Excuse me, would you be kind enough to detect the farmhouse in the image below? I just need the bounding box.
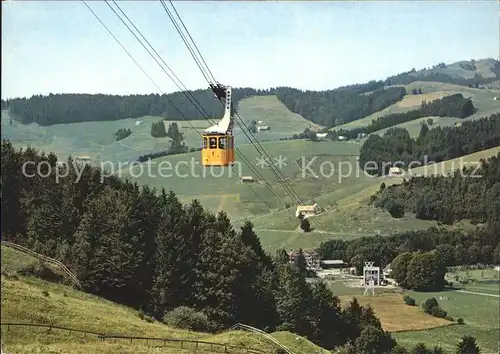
[75,155,91,162]
[316,133,328,140]
[388,167,403,176]
[240,176,255,183]
[295,203,321,218]
[256,125,270,132]
[338,135,348,141]
[288,249,320,269]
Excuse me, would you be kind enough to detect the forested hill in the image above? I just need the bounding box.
[1,139,402,352]
[273,86,406,128]
[340,93,475,139]
[2,58,498,126]
[374,152,500,225]
[2,88,270,126]
[359,112,500,176]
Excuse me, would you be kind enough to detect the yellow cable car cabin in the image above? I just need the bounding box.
[201,84,235,167]
[202,134,234,167]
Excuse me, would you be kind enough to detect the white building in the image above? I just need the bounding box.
[295,204,321,218]
[388,167,403,176]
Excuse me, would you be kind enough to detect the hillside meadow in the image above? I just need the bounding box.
[1,246,329,354]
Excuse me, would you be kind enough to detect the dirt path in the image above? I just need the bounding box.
[254,228,374,237]
[455,290,499,298]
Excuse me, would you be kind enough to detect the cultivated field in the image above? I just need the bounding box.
[333,82,498,132]
[1,245,329,354]
[339,293,451,332]
[372,116,462,138]
[325,269,499,353]
[394,288,500,353]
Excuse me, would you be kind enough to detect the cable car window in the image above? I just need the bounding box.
[209,137,217,149]
[218,137,226,149]
[203,137,208,149]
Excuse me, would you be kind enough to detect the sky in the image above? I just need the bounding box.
[1,0,499,99]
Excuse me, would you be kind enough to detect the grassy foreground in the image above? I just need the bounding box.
[1,245,329,354]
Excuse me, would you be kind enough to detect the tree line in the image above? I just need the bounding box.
[2,88,270,125]
[319,154,500,291]
[273,86,407,128]
[340,93,475,140]
[140,121,188,162]
[1,139,402,351]
[319,222,499,290]
[372,153,500,225]
[359,112,500,176]
[1,139,492,352]
[384,61,500,87]
[3,59,499,128]
[114,128,131,141]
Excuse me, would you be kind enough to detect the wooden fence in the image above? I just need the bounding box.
[1,323,266,353]
[1,240,82,289]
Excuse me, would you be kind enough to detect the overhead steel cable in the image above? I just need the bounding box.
[105,0,285,207]
[165,0,218,84]
[162,0,326,232]
[160,1,301,205]
[83,0,284,208]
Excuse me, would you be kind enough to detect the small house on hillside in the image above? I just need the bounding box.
[257,125,270,132]
[295,203,321,218]
[338,135,348,141]
[316,133,328,140]
[388,167,403,176]
[240,176,255,183]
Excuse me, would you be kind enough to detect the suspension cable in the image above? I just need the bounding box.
[84,0,284,208]
[162,0,325,231]
[106,0,285,206]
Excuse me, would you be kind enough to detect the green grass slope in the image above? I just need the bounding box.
[250,146,500,251]
[237,95,324,136]
[333,81,498,132]
[0,94,321,168]
[119,139,362,222]
[394,287,500,353]
[408,58,498,80]
[1,245,328,354]
[371,116,462,138]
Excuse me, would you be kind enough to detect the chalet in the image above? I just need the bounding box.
[75,155,91,162]
[320,259,348,269]
[240,176,255,183]
[316,133,328,140]
[256,125,270,132]
[388,167,403,176]
[295,203,321,218]
[288,249,320,269]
